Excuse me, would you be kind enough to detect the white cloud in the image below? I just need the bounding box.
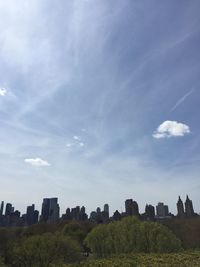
[73,135,81,141]
[66,143,73,148]
[79,142,84,147]
[153,120,190,139]
[0,88,7,96]
[24,158,50,166]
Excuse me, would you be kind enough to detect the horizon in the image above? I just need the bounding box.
[0,1,200,215]
[0,194,197,217]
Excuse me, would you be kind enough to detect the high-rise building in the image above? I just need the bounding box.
[34,210,39,224]
[41,198,60,223]
[0,201,4,216]
[102,204,109,221]
[125,199,133,216]
[112,210,121,221]
[104,204,109,215]
[177,196,185,218]
[145,204,155,220]
[185,195,194,217]
[132,201,139,216]
[96,207,101,214]
[125,199,139,216]
[80,206,88,221]
[26,204,36,225]
[156,202,169,217]
[5,203,13,216]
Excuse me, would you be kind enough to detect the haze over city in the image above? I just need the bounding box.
[0,1,200,215]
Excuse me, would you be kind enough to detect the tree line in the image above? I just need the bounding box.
[0,217,199,266]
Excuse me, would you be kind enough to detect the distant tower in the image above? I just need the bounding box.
[145,204,155,220]
[96,207,101,214]
[125,199,133,216]
[177,196,185,218]
[104,204,109,218]
[0,201,4,216]
[41,198,60,222]
[5,203,13,216]
[26,204,35,225]
[156,202,169,217]
[132,201,139,216]
[185,195,194,217]
[125,199,139,216]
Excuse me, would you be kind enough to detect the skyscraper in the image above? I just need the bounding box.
[5,203,13,216]
[26,204,35,225]
[156,202,169,217]
[185,195,194,217]
[0,201,4,216]
[145,204,155,220]
[125,199,139,216]
[41,198,60,223]
[177,196,185,218]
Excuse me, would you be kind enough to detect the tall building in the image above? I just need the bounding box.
[104,204,109,216]
[103,204,109,220]
[132,201,139,216]
[112,210,121,221]
[125,199,133,216]
[5,203,13,216]
[0,201,4,216]
[26,204,35,225]
[41,198,60,223]
[34,210,39,224]
[185,195,194,217]
[26,204,39,225]
[125,199,139,216]
[145,204,155,220]
[156,202,169,217]
[177,196,185,218]
[80,206,88,221]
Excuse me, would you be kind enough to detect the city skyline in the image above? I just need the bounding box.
[0,194,198,220]
[0,1,200,214]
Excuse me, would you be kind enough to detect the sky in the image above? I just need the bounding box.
[0,0,200,216]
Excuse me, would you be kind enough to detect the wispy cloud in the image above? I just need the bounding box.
[0,87,7,96]
[66,143,73,148]
[79,142,84,147]
[73,135,81,141]
[153,120,190,139]
[24,158,50,166]
[170,89,194,112]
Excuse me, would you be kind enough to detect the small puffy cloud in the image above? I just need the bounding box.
[79,142,84,147]
[66,143,73,148]
[24,158,50,166]
[73,135,81,141]
[153,120,190,139]
[0,87,7,96]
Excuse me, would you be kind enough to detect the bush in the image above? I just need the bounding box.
[84,217,182,257]
[11,232,81,267]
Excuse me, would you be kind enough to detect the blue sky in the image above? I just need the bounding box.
[0,0,200,215]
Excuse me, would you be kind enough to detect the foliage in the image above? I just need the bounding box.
[64,251,200,267]
[163,217,200,249]
[84,217,182,257]
[0,257,6,267]
[62,221,94,245]
[11,232,81,267]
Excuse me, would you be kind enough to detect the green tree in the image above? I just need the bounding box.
[11,232,81,267]
[84,217,182,257]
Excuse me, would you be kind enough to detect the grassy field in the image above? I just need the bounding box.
[65,251,200,267]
